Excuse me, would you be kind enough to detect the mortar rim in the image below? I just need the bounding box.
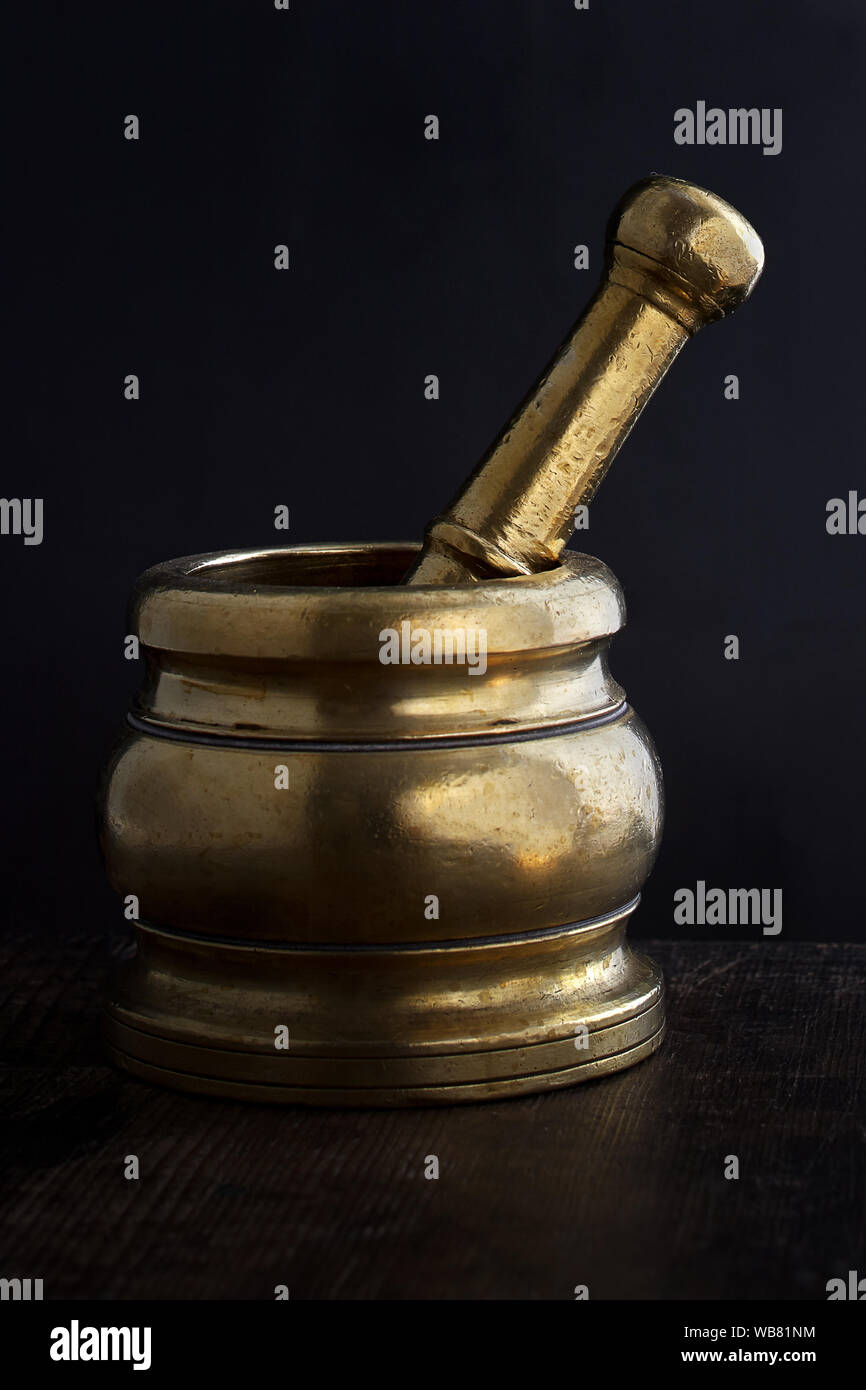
[129,540,626,659]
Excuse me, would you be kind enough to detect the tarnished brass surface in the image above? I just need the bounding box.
[405,175,764,584]
[100,543,664,1104]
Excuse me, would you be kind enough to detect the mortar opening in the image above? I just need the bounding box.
[188,545,563,589]
[191,546,419,588]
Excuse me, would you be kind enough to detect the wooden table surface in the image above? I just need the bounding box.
[1,931,862,1300]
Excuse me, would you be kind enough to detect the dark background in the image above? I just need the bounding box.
[5,0,864,942]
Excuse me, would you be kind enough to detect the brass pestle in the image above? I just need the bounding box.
[404,175,764,586]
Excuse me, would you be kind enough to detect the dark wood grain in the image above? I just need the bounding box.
[1,926,863,1300]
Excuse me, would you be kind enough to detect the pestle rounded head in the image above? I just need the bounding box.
[609,175,765,323]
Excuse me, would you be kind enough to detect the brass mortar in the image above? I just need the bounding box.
[100,541,664,1104]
